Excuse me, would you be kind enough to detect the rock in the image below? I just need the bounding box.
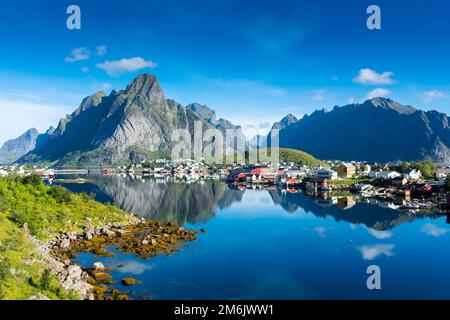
[116,229,128,237]
[93,272,112,282]
[121,278,141,286]
[101,227,115,237]
[23,258,35,266]
[27,294,50,300]
[68,233,78,241]
[151,239,157,246]
[60,238,71,249]
[67,265,83,279]
[93,261,105,271]
[84,232,93,240]
[141,239,149,245]
[200,228,207,233]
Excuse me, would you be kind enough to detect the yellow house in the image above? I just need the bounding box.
[338,163,356,178]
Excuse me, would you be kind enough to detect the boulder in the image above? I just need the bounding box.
[27,294,50,300]
[93,261,105,271]
[93,272,112,282]
[67,265,83,278]
[121,278,141,286]
[101,227,115,237]
[116,229,128,237]
[60,238,71,249]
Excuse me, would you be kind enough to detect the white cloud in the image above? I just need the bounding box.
[65,47,91,63]
[81,66,89,73]
[421,223,450,237]
[366,228,393,239]
[353,68,395,85]
[96,57,157,76]
[313,226,334,237]
[96,45,107,56]
[357,244,395,260]
[312,89,325,101]
[422,90,447,102]
[366,88,391,100]
[117,261,155,275]
[0,95,72,146]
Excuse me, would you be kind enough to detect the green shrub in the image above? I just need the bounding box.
[445,177,450,191]
[48,186,72,204]
[0,258,11,281]
[80,192,95,201]
[40,269,52,291]
[21,174,42,187]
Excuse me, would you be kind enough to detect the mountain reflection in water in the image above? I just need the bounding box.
[57,174,439,231]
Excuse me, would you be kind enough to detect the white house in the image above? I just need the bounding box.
[0,169,8,176]
[368,170,382,178]
[361,164,371,174]
[403,169,422,180]
[287,169,308,179]
[314,168,337,181]
[436,167,450,179]
[379,171,402,180]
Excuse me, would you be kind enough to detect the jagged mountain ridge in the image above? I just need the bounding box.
[273,98,450,163]
[19,74,245,166]
[0,128,46,164]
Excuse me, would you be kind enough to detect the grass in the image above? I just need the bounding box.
[249,148,327,167]
[0,175,134,241]
[328,177,375,186]
[0,175,136,300]
[0,215,79,300]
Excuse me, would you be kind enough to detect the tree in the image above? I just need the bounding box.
[48,186,72,204]
[21,174,42,187]
[445,177,450,192]
[412,161,436,179]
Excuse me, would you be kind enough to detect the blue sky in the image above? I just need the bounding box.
[0,0,449,143]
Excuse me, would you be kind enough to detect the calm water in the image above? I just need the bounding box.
[57,174,450,299]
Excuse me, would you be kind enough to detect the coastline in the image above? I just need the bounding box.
[49,219,199,300]
[0,175,198,300]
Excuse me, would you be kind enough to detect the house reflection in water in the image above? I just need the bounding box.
[315,194,338,207]
[337,196,356,210]
[313,194,356,210]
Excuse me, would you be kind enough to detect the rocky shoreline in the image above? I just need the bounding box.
[39,217,199,300]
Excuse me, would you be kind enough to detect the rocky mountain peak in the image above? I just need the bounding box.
[186,103,217,124]
[364,97,417,115]
[273,113,298,130]
[0,128,41,163]
[125,73,165,101]
[71,91,106,119]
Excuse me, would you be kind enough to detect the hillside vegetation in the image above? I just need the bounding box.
[250,148,326,167]
[0,175,135,299]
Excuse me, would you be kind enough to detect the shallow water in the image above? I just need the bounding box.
[57,174,450,299]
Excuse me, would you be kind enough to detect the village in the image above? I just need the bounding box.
[1,158,450,213]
